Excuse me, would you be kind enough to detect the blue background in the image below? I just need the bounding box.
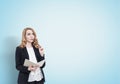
[0,0,120,84]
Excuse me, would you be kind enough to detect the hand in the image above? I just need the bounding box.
[39,47,44,57]
[28,65,38,71]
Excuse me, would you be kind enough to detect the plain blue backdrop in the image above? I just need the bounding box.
[0,0,120,84]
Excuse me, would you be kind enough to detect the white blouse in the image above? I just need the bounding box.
[26,47,43,82]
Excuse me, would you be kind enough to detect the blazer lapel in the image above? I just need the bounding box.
[33,46,40,62]
[23,47,29,59]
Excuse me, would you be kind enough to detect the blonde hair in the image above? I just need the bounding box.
[19,27,40,48]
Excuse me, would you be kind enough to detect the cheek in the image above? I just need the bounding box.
[26,35,30,40]
[33,35,35,38]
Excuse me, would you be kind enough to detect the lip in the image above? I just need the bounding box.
[30,39,34,40]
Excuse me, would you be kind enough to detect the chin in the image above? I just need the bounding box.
[28,40,34,43]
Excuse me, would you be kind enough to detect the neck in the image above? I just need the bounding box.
[26,42,32,48]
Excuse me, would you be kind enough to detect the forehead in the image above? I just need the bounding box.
[26,29,33,33]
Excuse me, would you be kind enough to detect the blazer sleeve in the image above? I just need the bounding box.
[40,54,46,68]
[15,47,30,74]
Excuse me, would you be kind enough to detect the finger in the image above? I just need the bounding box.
[39,47,43,51]
[41,48,43,51]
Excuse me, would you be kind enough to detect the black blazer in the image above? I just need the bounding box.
[15,45,45,84]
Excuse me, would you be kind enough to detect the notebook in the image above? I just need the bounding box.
[24,59,45,67]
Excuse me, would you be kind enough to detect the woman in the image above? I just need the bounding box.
[15,27,45,84]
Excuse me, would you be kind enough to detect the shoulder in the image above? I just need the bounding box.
[16,46,22,49]
[16,46,25,51]
[33,45,39,50]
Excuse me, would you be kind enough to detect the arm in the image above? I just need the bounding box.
[39,47,46,68]
[15,47,30,74]
[40,54,46,68]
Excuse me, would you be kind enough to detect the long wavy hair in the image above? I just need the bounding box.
[19,27,41,48]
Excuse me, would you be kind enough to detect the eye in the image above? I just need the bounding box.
[27,33,31,35]
[32,33,34,35]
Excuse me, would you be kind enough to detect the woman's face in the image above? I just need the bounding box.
[25,29,35,43]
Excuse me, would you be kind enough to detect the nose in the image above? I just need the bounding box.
[30,35,34,38]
